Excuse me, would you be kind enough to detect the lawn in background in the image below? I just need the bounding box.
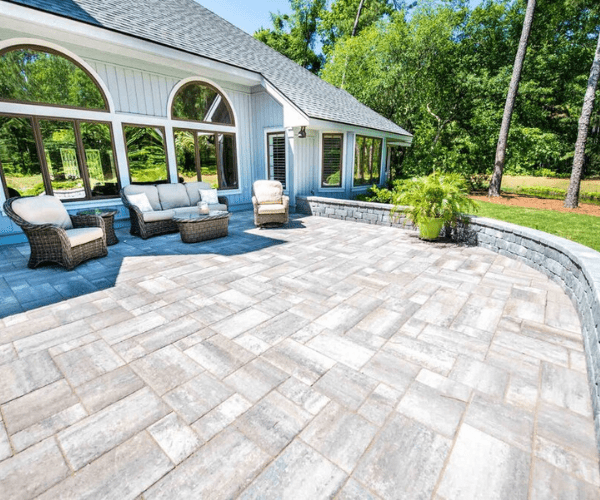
[471,201,600,252]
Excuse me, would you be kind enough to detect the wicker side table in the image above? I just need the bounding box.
[77,210,119,245]
[173,211,230,243]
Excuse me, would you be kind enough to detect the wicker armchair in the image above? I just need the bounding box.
[3,196,107,270]
[252,180,289,227]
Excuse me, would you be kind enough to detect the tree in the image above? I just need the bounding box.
[565,31,600,208]
[488,0,536,196]
[254,0,325,73]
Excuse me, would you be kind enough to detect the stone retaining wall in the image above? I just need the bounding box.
[297,196,600,446]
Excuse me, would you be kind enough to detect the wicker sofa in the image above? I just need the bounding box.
[252,180,289,227]
[121,182,228,239]
[3,195,108,270]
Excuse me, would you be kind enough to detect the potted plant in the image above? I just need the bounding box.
[392,172,478,240]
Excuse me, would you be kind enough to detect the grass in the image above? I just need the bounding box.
[501,175,600,193]
[470,201,600,252]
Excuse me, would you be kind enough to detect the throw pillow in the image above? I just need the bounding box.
[128,192,154,212]
[199,188,219,205]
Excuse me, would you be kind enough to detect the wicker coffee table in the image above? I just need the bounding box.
[173,211,230,243]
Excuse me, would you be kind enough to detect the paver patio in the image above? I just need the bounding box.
[0,211,598,499]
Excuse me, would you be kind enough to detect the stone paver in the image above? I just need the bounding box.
[0,211,598,499]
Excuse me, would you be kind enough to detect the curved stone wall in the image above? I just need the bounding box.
[296,195,600,446]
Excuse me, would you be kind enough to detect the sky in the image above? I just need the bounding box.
[196,0,484,36]
[196,0,292,35]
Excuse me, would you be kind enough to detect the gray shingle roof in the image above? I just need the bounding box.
[6,0,411,137]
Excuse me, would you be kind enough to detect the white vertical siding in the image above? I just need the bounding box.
[87,60,178,117]
[250,91,284,182]
[293,133,318,196]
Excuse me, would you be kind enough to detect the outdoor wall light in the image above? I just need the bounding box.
[298,126,306,138]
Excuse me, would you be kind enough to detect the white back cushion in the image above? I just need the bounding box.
[123,185,161,211]
[12,195,73,229]
[253,180,283,204]
[157,183,190,209]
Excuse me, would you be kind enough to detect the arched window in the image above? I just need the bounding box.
[0,44,119,200]
[0,45,108,110]
[171,81,234,125]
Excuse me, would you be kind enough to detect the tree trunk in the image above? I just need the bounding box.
[488,0,536,197]
[564,32,600,208]
[351,0,366,37]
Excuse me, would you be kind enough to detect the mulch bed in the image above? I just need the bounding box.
[469,193,600,217]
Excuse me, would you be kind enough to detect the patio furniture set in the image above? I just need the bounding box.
[2,180,288,270]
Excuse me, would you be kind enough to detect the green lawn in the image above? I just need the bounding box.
[470,201,600,252]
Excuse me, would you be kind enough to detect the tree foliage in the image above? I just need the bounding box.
[259,0,600,181]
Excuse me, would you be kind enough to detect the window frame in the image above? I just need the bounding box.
[266,131,287,189]
[352,134,384,188]
[170,81,236,126]
[122,123,172,185]
[172,127,240,190]
[321,132,344,189]
[0,44,110,112]
[0,111,121,200]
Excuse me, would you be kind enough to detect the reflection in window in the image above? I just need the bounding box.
[322,133,343,187]
[267,133,286,188]
[124,125,169,183]
[174,128,238,190]
[174,130,198,183]
[80,122,118,196]
[39,120,85,200]
[354,135,382,186]
[172,82,233,124]
[0,47,107,110]
[0,115,45,197]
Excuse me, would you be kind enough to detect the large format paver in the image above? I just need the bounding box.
[0,211,598,499]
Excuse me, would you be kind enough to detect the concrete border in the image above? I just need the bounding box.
[296,195,600,450]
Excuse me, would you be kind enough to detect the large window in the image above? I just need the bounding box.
[123,125,170,184]
[321,133,343,188]
[0,46,108,110]
[0,45,119,200]
[354,135,383,187]
[0,114,119,199]
[174,128,238,189]
[172,82,234,125]
[267,132,286,188]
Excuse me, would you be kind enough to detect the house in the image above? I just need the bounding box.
[0,0,413,245]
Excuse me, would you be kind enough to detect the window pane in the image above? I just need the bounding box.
[80,122,119,197]
[0,48,106,109]
[124,126,169,183]
[354,136,382,186]
[268,133,286,188]
[218,134,238,189]
[322,133,343,187]
[39,119,85,200]
[172,83,232,124]
[174,129,198,182]
[197,132,218,188]
[0,115,45,197]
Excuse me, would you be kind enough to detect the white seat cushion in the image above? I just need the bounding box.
[254,180,283,205]
[173,207,201,217]
[157,183,190,210]
[185,181,213,205]
[123,185,162,211]
[208,203,228,212]
[11,195,73,229]
[257,203,286,215]
[65,227,103,247]
[143,210,175,222]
